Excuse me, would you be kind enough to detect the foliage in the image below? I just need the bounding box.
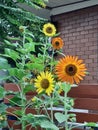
[0,0,47,41]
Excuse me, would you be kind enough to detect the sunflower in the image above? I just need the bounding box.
[34,71,54,95]
[55,56,87,84]
[43,23,56,37]
[52,37,64,50]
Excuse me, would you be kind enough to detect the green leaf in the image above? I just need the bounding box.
[0,70,10,81]
[13,110,23,116]
[86,122,97,127]
[0,57,11,69]
[23,113,35,123]
[0,87,6,98]
[40,120,59,130]
[25,62,44,71]
[4,40,19,47]
[68,113,76,118]
[55,112,67,123]
[24,42,35,52]
[0,120,8,128]
[9,68,25,79]
[0,103,8,113]
[23,85,34,93]
[25,36,34,43]
[4,48,20,60]
[62,83,71,93]
[10,95,26,106]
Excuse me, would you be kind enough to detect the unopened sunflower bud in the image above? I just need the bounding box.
[31,96,37,102]
[19,26,25,33]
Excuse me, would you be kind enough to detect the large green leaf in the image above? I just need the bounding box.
[0,119,8,128]
[0,103,8,113]
[40,120,59,130]
[28,114,59,130]
[0,87,6,98]
[10,95,26,106]
[4,48,20,60]
[86,122,97,127]
[0,57,11,69]
[25,62,44,71]
[24,42,35,52]
[55,112,67,124]
[13,110,23,116]
[62,83,71,93]
[4,39,19,47]
[23,85,34,93]
[23,113,35,123]
[9,68,25,79]
[0,70,10,81]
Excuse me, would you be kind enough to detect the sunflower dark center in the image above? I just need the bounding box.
[46,27,52,33]
[65,64,77,76]
[41,79,49,89]
[55,41,59,46]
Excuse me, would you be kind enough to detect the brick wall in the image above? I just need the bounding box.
[52,6,98,85]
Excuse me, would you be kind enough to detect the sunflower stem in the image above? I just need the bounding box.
[50,48,55,72]
[43,104,51,120]
[64,90,69,130]
[43,37,48,65]
[21,31,27,130]
[50,100,53,123]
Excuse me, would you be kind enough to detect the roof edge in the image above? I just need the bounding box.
[50,0,98,16]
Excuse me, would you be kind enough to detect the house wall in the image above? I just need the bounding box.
[51,5,98,85]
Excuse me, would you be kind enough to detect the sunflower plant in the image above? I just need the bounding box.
[0,22,87,130]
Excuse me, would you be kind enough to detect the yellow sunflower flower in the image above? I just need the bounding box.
[34,71,54,95]
[43,23,56,37]
[55,56,87,84]
[52,37,64,50]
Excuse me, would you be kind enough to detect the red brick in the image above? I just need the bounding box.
[89,55,97,59]
[89,12,98,17]
[81,38,88,43]
[80,47,89,51]
[85,16,94,22]
[86,76,93,80]
[65,33,73,37]
[94,59,98,63]
[85,59,93,63]
[89,29,97,33]
[69,28,76,33]
[85,33,94,38]
[76,27,84,31]
[80,22,88,26]
[88,63,98,68]
[89,46,97,50]
[69,36,76,40]
[73,32,80,36]
[76,34,85,39]
[89,20,98,25]
[81,30,88,35]
[84,25,93,30]
[77,51,85,56]
[69,44,76,48]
